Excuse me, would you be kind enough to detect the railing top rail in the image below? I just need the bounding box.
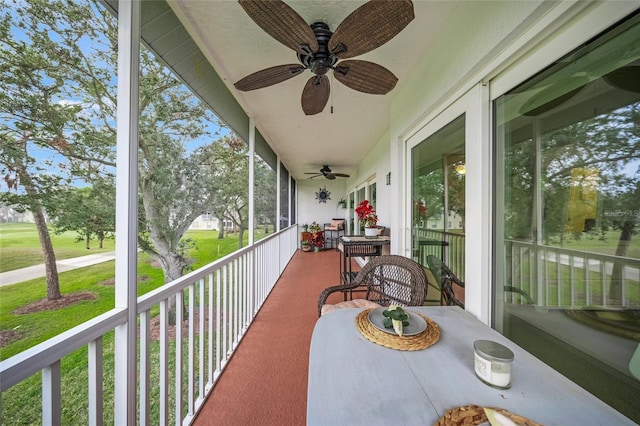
[137,226,294,312]
[507,240,640,266]
[0,308,128,392]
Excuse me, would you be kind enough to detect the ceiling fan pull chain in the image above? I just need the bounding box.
[330,73,334,114]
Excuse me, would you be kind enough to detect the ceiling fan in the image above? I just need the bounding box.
[234,0,414,115]
[305,165,350,180]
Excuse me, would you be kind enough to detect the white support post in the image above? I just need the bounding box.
[248,120,256,316]
[276,156,281,232]
[114,1,140,424]
[288,173,292,228]
[248,119,255,246]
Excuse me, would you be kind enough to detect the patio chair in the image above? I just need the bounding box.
[426,255,465,308]
[317,255,428,316]
[427,256,535,309]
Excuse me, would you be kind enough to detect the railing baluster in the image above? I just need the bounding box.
[88,336,104,426]
[188,284,196,417]
[199,277,205,398]
[175,290,184,426]
[42,361,61,426]
[139,310,150,426]
[159,299,169,425]
[207,272,215,386]
[215,268,221,376]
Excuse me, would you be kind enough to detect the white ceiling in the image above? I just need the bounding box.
[170,1,458,180]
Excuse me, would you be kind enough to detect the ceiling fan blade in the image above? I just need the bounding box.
[301,75,330,115]
[333,173,350,178]
[234,64,305,91]
[238,0,318,55]
[328,0,414,59]
[306,174,322,179]
[333,60,398,95]
[325,173,336,180]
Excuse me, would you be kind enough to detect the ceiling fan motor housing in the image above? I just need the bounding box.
[298,22,337,76]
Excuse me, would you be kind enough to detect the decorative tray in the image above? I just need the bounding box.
[367,307,427,336]
[434,404,542,426]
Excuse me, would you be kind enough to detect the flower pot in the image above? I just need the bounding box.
[364,227,378,237]
[314,246,320,252]
[302,245,311,252]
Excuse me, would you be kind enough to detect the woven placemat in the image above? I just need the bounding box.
[355,308,440,351]
[434,404,542,426]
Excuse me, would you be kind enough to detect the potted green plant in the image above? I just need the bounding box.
[301,240,311,252]
[337,198,347,209]
[301,223,309,232]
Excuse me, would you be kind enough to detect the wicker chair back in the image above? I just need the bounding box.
[317,255,427,316]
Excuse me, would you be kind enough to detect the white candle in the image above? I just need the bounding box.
[474,340,514,389]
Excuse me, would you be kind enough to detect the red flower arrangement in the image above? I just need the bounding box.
[414,200,427,224]
[355,199,378,228]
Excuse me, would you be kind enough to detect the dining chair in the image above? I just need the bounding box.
[426,255,465,308]
[317,255,428,316]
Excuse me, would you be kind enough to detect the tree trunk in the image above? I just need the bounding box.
[218,216,225,239]
[610,181,640,305]
[33,207,61,300]
[609,220,634,304]
[156,251,188,325]
[238,228,245,249]
[85,232,90,249]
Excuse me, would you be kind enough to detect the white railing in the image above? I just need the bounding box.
[507,240,640,308]
[413,229,466,281]
[0,225,299,425]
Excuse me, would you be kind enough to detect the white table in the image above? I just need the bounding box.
[307,307,634,425]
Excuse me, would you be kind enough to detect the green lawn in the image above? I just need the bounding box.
[0,223,115,273]
[546,230,640,259]
[0,224,268,358]
[0,223,270,423]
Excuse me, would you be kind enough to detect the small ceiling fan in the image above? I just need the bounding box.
[305,165,350,180]
[234,0,414,115]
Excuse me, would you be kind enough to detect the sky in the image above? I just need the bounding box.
[1,0,230,191]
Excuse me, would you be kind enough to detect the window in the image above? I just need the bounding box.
[494,12,640,422]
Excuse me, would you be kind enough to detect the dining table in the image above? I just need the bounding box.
[307,306,634,425]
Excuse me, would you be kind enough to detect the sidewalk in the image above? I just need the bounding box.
[0,252,116,287]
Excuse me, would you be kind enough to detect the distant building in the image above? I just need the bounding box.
[189,212,238,232]
[0,204,35,223]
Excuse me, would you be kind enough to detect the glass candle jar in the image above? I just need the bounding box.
[473,340,514,389]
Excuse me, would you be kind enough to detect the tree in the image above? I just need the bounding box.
[503,100,640,304]
[48,180,116,249]
[206,135,249,249]
[0,0,101,300]
[1,0,237,314]
[254,158,277,234]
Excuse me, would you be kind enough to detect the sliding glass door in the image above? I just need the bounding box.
[410,115,466,279]
[494,12,640,422]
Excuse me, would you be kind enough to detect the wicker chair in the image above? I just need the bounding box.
[317,255,427,317]
[426,255,465,308]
